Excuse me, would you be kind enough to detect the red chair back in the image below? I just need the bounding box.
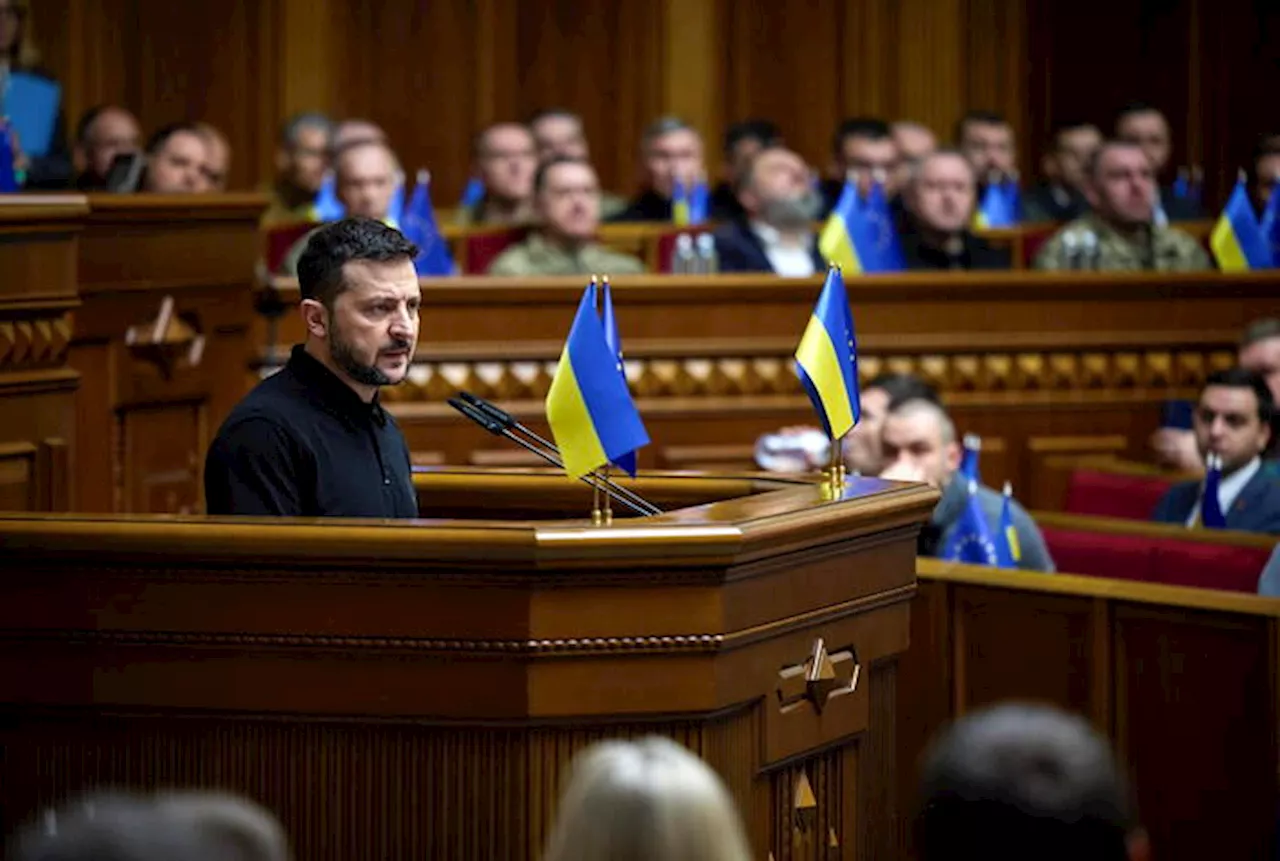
[655,227,712,273]
[1063,468,1177,520]
[1020,223,1059,268]
[464,227,529,274]
[264,222,317,273]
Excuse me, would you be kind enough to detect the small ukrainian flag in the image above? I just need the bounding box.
[1211,175,1272,271]
[794,266,860,439]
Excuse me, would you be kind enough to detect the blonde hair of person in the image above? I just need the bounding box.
[543,736,753,861]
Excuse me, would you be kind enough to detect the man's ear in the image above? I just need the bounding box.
[944,440,963,475]
[300,299,329,340]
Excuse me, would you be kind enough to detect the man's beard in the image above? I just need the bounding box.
[761,189,822,229]
[330,325,413,388]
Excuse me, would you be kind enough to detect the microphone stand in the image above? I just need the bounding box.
[447,398,662,517]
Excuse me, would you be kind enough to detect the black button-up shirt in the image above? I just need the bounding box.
[204,345,418,518]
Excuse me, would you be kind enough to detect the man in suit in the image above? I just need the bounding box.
[612,116,706,222]
[880,398,1055,572]
[1115,102,1202,221]
[1152,368,1280,534]
[711,146,824,276]
[900,150,1011,270]
[819,117,901,217]
[1024,120,1102,223]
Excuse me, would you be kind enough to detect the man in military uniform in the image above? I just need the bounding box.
[1034,140,1211,272]
[488,157,645,276]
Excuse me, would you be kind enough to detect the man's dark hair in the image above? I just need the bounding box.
[1204,367,1275,426]
[533,155,593,195]
[144,122,202,156]
[1114,101,1166,130]
[279,111,333,149]
[724,119,781,157]
[296,218,419,309]
[916,703,1134,861]
[954,110,1010,144]
[832,117,891,157]
[867,371,942,409]
[1241,318,1280,349]
[1050,119,1100,151]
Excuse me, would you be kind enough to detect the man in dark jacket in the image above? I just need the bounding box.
[900,150,1011,271]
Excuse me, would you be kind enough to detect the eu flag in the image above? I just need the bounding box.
[600,278,638,476]
[400,170,455,276]
[689,178,710,224]
[794,267,860,439]
[1259,182,1280,267]
[0,123,19,192]
[941,480,1000,566]
[861,179,904,272]
[546,284,650,479]
[459,176,486,209]
[1211,176,1272,271]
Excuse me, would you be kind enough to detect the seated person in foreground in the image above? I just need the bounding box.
[279,139,401,275]
[880,398,1055,571]
[916,702,1149,861]
[542,737,752,861]
[711,146,824,276]
[1034,139,1211,271]
[711,118,783,221]
[206,219,420,518]
[1151,368,1280,534]
[900,149,1012,270]
[139,123,211,193]
[487,157,645,276]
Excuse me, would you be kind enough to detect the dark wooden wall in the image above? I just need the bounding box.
[29,0,1279,206]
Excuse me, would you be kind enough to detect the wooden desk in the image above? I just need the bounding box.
[258,270,1280,496]
[75,194,266,513]
[0,196,84,511]
[0,470,936,861]
[902,559,1280,861]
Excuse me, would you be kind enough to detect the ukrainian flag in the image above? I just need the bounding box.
[546,285,650,479]
[818,180,863,274]
[994,482,1021,569]
[1211,176,1272,271]
[672,178,691,226]
[794,266,860,439]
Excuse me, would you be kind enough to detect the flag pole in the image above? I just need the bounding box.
[588,274,610,525]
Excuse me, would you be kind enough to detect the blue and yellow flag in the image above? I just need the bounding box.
[311,172,345,222]
[400,170,455,276]
[861,180,905,272]
[794,266,860,439]
[973,177,1018,229]
[994,482,1021,569]
[941,480,1000,566]
[600,279,639,476]
[672,179,691,226]
[1258,182,1280,267]
[546,285,650,479]
[459,176,486,209]
[818,180,863,274]
[1211,177,1272,271]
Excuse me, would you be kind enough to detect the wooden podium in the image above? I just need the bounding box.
[0,469,936,861]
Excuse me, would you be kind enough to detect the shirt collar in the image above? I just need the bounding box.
[287,344,388,427]
[1217,456,1263,507]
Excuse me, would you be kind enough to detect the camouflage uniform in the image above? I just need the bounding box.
[1033,213,1212,272]
[487,232,646,276]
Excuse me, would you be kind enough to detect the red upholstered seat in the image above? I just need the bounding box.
[263,221,317,273]
[463,227,529,274]
[1041,524,1274,593]
[1063,468,1176,520]
[655,227,712,273]
[1020,223,1059,267]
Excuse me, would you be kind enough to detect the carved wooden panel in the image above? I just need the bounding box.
[119,404,205,514]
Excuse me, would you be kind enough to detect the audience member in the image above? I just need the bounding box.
[901,149,1012,270]
[262,112,334,227]
[1114,102,1202,220]
[1153,319,1280,471]
[279,139,401,274]
[1247,136,1280,218]
[1024,120,1102,222]
[613,116,706,222]
[542,737,752,861]
[195,122,231,191]
[9,791,291,861]
[488,157,644,276]
[916,702,1147,861]
[712,146,823,276]
[880,398,1054,571]
[1,0,73,189]
[821,117,901,214]
[711,118,783,221]
[1034,140,1211,271]
[528,108,626,218]
[141,123,210,194]
[208,219,420,518]
[457,122,538,225]
[70,105,142,191]
[891,119,938,188]
[955,110,1018,184]
[1151,368,1280,533]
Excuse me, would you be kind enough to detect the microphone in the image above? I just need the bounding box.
[457,391,662,516]
[447,398,662,517]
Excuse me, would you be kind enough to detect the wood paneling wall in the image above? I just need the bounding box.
[30,0,1278,206]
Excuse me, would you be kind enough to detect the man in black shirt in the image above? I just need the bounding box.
[205,218,421,517]
[900,149,1011,271]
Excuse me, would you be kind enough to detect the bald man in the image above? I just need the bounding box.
[457,121,538,225]
[712,146,825,276]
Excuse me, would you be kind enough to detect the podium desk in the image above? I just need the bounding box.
[0,469,936,861]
